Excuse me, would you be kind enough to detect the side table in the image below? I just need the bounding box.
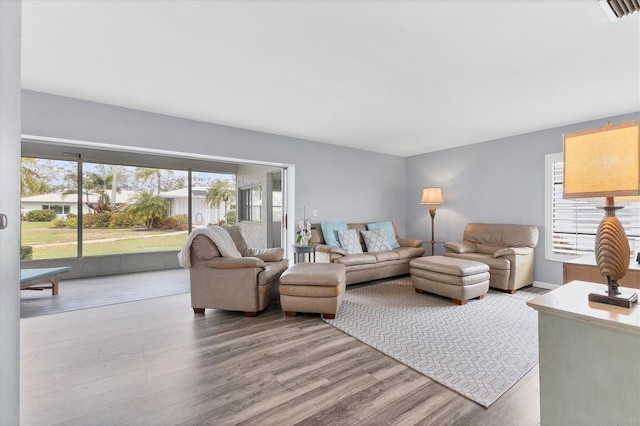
[292,244,317,264]
[422,241,444,256]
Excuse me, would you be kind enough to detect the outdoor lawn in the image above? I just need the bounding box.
[22,221,188,259]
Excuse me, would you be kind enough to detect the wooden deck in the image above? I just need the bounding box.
[20,270,540,425]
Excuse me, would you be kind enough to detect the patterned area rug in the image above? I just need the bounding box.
[324,277,542,407]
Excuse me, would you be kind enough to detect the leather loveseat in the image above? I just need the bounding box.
[444,223,539,293]
[311,222,425,285]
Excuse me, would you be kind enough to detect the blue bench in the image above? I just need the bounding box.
[20,267,71,295]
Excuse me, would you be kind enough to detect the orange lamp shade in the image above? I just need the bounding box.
[563,120,640,199]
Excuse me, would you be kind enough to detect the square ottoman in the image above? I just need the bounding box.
[279,263,346,319]
[410,255,489,305]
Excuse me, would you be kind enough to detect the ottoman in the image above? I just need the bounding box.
[410,256,489,305]
[279,263,346,319]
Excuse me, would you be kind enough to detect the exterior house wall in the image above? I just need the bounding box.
[236,164,281,248]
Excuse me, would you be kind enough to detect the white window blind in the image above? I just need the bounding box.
[549,155,640,258]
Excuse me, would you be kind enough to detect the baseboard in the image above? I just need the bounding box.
[533,280,560,290]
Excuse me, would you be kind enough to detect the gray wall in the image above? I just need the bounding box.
[20,91,640,286]
[406,111,640,285]
[0,1,21,423]
[22,90,407,230]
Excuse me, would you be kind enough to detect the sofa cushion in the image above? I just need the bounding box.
[395,246,427,259]
[321,222,348,247]
[191,235,221,261]
[249,247,284,262]
[362,229,393,252]
[257,259,289,286]
[347,223,368,250]
[334,253,378,266]
[444,241,476,254]
[448,252,511,270]
[338,229,363,254]
[463,223,539,248]
[367,221,400,249]
[371,251,401,262]
[223,225,250,256]
[475,243,502,255]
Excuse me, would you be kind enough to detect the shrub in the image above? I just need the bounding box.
[159,217,179,230]
[83,212,111,228]
[52,216,77,228]
[83,213,96,228]
[109,211,140,228]
[174,214,188,226]
[226,210,237,225]
[20,245,33,260]
[25,209,57,222]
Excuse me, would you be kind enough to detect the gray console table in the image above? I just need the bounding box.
[527,281,640,425]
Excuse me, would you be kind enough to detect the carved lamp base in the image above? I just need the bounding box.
[589,288,638,308]
[591,199,638,308]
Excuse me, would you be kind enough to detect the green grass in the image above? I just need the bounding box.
[21,220,190,260]
[21,222,177,244]
[32,232,188,259]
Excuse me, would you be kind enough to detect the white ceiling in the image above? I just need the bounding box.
[21,1,640,157]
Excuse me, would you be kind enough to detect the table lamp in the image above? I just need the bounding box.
[421,186,443,256]
[563,119,640,308]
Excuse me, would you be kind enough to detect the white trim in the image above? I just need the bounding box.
[21,134,290,168]
[545,153,565,262]
[533,280,560,290]
[544,152,583,263]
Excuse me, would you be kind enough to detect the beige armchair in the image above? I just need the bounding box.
[187,225,288,316]
[444,223,539,293]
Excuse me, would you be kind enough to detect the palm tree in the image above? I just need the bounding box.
[20,158,51,196]
[205,179,235,221]
[126,190,168,230]
[134,167,166,195]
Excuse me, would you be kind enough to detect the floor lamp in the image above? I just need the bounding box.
[563,119,639,308]
[421,186,443,256]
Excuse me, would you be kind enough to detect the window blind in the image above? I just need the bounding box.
[551,159,640,256]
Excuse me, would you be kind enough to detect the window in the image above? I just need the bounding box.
[21,156,234,260]
[42,205,70,214]
[545,153,640,261]
[239,185,262,222]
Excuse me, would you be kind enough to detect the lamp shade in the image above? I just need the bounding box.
[563,120,640,199]
[421,187,443,204]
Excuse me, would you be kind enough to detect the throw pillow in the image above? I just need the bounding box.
[321,222,348,247]
[367,221,400,249]
[338,229,363,254]
[361,228,393,253]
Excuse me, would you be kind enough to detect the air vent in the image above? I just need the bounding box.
[599,0,640,20]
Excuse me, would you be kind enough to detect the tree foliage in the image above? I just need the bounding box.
[126,190,169,230]
[205,179,236,219]
[21,158,52,196]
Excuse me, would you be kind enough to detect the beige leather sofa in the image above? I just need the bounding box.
[444,223,539,293]
[311,222,425,285]
[188,225,288,316]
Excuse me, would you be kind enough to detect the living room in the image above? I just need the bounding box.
[2,1,640,425]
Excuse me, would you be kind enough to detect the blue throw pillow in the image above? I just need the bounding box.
[367,221,400,249]
[321,222,348,247]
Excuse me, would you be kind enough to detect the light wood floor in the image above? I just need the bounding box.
[20,275,540,425]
